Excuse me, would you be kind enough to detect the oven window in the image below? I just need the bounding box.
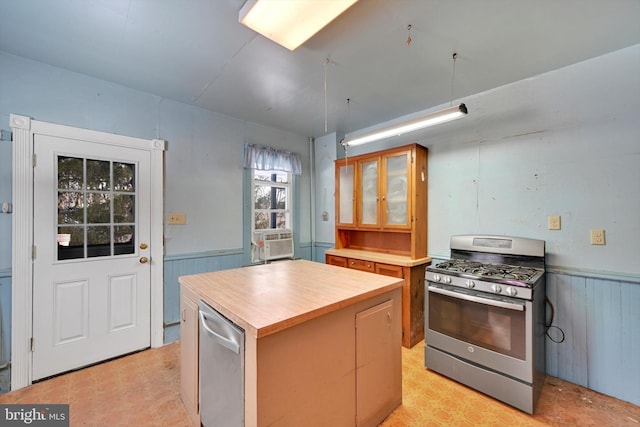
[429,291,526,360]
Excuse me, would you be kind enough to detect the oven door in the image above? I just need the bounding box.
[425,282,533,382]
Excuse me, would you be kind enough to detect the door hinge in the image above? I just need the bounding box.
[32,245,36,260]
[30,337,34,352]
[32,153,37,168]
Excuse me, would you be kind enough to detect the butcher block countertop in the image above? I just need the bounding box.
[178,259,403,339]
[325,248,431,267]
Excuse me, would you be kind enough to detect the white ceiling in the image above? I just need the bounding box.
[1,0,639,139]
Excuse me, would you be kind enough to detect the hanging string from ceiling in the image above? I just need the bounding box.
[450,52,458,106]
[341,98,351,158]
[347,97,352,139]
[406,24,412,46]
[324,58,330,133]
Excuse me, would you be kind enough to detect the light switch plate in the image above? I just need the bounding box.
[548,215,561,230]
[168,212,186,225]
[590,229,605,245]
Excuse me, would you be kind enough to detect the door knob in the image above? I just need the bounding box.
[139,256,149,264]
[140,243,148,249]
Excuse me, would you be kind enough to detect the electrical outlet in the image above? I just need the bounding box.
[590,229,605,245]
[548,215,561,230]
[168,212,186,225]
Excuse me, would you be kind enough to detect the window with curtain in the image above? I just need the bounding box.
[243,144,302,175]
[252,169,291,230]
[244,144,300,262]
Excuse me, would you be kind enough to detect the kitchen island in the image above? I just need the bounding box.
[179,259,403,427]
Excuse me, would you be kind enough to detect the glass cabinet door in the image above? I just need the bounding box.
[359,158,379,226]
[383,152,410,227]
[337,162,355,225]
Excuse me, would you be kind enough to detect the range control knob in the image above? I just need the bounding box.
[442,276,452,284]
[505,287,517,297]
[491,284,502,294]
[465,280,475,289]
[433,274,441,282]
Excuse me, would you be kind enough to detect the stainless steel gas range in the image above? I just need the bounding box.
[425,235,546,414]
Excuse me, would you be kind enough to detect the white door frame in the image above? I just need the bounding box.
[10,114,165,390]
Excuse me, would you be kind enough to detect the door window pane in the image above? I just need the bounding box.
[114,194,135,223]
[57,157,83,190]
[114,162,135,192]
[56,156,137,261]
[58,191,84,224]
[114,225,135,255]
[86,192,111,223]
[86,159,111,191]
[57,226,84,260]
[87,225,111,258]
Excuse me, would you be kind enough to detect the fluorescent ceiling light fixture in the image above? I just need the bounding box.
[341,103,468,146]
[239,0,359,51]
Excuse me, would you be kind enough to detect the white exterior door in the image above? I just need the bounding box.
[32,133,152,380]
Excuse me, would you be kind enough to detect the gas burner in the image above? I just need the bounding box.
[431,259,542,286]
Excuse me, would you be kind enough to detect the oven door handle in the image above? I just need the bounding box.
[428,285,525,311]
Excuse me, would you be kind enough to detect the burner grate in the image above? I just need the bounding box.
[432,259,542,284]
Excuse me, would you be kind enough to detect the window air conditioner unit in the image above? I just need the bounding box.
[257,229,294,261]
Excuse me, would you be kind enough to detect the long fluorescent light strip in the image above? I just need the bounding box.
[342,103,468,146]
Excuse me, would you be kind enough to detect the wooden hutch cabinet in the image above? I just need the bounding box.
[327,143,431,348]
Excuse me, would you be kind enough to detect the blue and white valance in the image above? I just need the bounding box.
[243,144,302,175]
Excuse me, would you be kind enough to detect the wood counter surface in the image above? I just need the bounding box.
[178,259,403,339]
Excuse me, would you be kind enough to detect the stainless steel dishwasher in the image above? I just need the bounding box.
[199,300,245,426]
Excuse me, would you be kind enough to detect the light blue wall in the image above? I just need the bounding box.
[0,51,312,391]
[342,44,640,276]
[546,272,639,406]
[0,51,312,259]
[335,45,640,406]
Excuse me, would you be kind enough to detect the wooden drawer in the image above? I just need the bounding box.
[348,258,375,273]
[326,254,348,268]
[375,263,404,278]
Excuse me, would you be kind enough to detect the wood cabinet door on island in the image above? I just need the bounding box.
[180,286,200,426]
[356,299,401,427]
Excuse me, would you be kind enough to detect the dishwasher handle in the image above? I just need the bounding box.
[199,309,241,354]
